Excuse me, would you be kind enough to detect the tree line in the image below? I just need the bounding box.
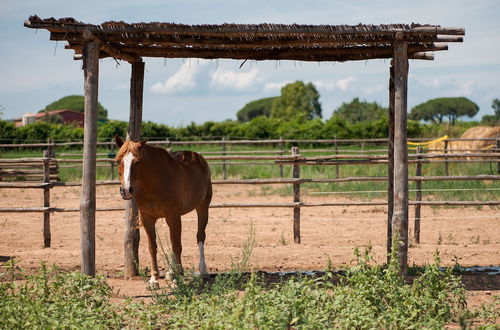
[0,83,497,144]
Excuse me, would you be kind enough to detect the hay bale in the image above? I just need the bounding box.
[428,126,500,158]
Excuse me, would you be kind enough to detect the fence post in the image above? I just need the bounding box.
[47,138,55,158]
[334,136,339,179]
[444,139,449,176]
[222,137,227,180]
[292,146,301,244]
[497,137,500,175]
[43,149,51,248]
[109,140,116,181]
[279,136,285,178]
[414,146,423,244]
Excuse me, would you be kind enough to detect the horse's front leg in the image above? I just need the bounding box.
[142,216,160,288]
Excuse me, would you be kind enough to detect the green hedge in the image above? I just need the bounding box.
[0,117,427,144]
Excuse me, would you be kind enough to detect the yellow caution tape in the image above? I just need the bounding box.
[480,144,495,150]
[408,135,448,147]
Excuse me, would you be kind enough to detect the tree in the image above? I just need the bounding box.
[331,97,387,124]
[481,98,500,125]
[409,97,479,125]
[236,96,278,122]
[271,81,322,121]
[493,98,500,117]
[40,95,108,120]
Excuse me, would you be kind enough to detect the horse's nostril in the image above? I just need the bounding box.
[120,187,124,195]
[129,186,134,194]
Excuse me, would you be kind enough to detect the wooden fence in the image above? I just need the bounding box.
[1,137,499,247]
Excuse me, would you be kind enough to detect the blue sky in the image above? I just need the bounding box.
[1,0,499,126]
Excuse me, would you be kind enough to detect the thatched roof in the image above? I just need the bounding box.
[25,15,464,63]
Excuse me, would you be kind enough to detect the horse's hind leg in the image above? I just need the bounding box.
[166,215,183,279]
[142,215,160,287]
[196,203,210,278]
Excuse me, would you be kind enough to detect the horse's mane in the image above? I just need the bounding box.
[116,141,173,163]
[116,140,143,161]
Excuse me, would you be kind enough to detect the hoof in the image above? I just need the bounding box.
[148,279,160,290]
[199,271,210,280]
[168,279,178,290]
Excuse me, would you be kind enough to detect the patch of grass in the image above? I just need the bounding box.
[0,261,123,329]
[149,247,470,329]
[2,249,496,328]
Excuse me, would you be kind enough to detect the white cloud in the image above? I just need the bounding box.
[452,80,476,97]
[336,77,356,91]
[114,84,129,91]
[313,76,356,92]
[264,80,293,91]
[363,84,385,95]
[150,59,209,94]
[210,68,261,91]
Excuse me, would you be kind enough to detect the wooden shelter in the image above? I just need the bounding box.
[25,15,464,277]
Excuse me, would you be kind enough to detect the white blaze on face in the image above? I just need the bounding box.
[198,242,208,276]
[122,152,135,191]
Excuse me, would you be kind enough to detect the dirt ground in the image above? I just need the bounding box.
[1,184,499,308]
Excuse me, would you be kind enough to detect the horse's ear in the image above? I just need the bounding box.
[114,134,124,148]
[139,139,148,148]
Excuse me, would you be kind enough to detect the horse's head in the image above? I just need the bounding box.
[114,135,146,200]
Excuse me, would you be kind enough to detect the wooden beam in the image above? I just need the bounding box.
[50,31,462,49]
[391,34,409,276]
[123,60,144,279]
[82,30,142,63]
[80,39,100,277]
[410,52,434,60]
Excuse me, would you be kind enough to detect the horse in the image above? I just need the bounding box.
[114,135,212,286]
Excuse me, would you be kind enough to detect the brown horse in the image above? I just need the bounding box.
[114,135,212,286]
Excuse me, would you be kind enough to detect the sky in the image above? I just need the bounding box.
[1,0,499,127]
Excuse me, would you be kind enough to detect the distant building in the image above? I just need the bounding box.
[14,109,85,127]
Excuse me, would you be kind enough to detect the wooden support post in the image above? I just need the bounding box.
[292,146,301,244]
[391,34,409,276]
[414,146,423,244]
[124,60,144,279]
[222,137,227,180]
[387,63,395,261]
[43,149,51,248]
[279,136,285,178]
[80,39,100,277]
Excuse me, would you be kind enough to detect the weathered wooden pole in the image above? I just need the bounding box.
[292,146,301,244]
[124,60,144,279]
[222,137,227,180]
[497,137,500,175]
[387,63,395,262]
[80,38,100,277]
[279,136,285,178]
[444,139,449,176]
[414,146,423,244]
[391,33,409,275]
[335,136,340,179]
[42,149,51,248]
